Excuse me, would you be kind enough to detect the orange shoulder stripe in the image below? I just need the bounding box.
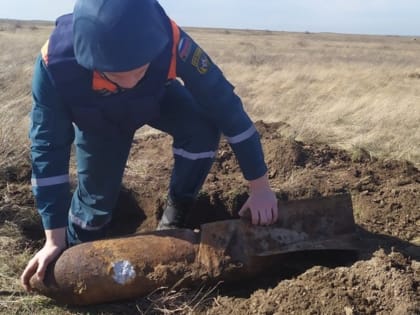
[168,19,180,80]
[92,71,118,93]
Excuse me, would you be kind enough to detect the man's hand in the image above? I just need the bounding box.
[239,173,278,225]
[20,227,67,291]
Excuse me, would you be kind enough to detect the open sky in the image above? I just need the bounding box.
[0,0,419,36]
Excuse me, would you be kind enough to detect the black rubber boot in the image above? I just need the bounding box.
[156,195,194,230]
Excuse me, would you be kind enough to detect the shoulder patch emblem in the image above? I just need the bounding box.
[191,47,211,74]
[178,37,193,61]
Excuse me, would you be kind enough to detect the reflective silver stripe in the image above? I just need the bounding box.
[225,125,257,144]
[173,148,215,160]
[31,174,69,187]
[69,212,112,231]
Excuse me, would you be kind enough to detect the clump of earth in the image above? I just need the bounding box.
[1,121,418,314]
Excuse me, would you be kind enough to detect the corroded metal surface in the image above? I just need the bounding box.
[30,229,200,305]
[30,193,358,305]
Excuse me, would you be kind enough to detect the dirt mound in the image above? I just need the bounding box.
[120,122,419,243]
[0,121,418,314]
[208,249,419,315]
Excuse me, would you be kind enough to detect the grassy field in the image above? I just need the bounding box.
[1,20,420,168]
[187,28,420,166]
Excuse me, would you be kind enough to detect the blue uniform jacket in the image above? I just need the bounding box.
[30,13,267,230]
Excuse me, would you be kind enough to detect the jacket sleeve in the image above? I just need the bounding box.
[175,28,267,180]
[29,54,74,229]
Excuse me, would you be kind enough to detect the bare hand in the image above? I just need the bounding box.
[20,228,67,291]
[239,174,278,225]
[239,189,278,225]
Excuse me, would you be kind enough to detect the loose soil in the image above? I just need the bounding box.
[0,121,419,314]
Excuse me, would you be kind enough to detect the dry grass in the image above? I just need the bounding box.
[0,223,52,315]
[185,28,420,166]
[135,280,220,315]
[0,21,51,169]
[1,22,419,169]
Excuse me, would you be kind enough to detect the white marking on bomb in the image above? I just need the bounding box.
[112,260,136,285]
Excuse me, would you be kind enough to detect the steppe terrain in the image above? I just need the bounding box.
[0,20,419,314]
